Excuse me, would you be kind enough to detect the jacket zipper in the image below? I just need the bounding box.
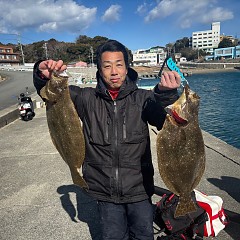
[123,113,126,140]
[113,100,120,198]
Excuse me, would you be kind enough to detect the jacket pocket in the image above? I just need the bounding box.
[122,104,149,144]
[83,162,112,196]
[89,111,110,146]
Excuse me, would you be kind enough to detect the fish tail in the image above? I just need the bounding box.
[71,173,89,189]
[174,196,197,218]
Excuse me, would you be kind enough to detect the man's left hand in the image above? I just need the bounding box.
[158,71,181,91]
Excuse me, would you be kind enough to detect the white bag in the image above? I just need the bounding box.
[194,189,229,237]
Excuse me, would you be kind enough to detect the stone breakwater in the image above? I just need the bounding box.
[180,62,240,70]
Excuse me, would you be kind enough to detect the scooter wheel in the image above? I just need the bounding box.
[23,116,29,121]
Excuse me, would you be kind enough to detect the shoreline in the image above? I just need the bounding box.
[132,65,240,76]
[187,67,239,74]
[1,67,239,83]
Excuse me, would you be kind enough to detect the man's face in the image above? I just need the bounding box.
[100,51,128,90]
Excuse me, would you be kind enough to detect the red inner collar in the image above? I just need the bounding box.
[108,89,119,100]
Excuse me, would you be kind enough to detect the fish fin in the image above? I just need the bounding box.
[71,173,89,190]
[174,196,197,218]
[40,86,48,100]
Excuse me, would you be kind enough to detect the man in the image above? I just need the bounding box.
[33,40,181,240]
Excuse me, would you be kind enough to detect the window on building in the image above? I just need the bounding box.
[224,49,232,54]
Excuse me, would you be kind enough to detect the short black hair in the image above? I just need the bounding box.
[96,40,129,69]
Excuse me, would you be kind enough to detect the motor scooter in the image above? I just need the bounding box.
[18,87,35,121]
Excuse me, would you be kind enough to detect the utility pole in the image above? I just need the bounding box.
[43,42,48,59]
[90,46,94,67]
[17,33,25,65]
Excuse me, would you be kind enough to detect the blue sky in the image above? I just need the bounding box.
[0,0,240,51]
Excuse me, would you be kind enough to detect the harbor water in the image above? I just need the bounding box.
[138,70,240,149]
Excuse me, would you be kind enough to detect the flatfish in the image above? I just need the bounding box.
[40,71,88,189]
[156,84,205,217]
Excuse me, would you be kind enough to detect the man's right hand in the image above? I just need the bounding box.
[38,60,67,79]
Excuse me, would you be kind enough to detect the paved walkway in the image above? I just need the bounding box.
[0,93,239,240]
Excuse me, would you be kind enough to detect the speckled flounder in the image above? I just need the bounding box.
[156,84,205,217]
[40,71,88,189]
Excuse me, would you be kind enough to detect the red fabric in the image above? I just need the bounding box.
[108,89,119,100]
[197,201,214,236]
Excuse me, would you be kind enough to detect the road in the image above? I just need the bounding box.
[0,70,36,110]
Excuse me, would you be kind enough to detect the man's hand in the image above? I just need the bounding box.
[158,71,181,91]
[38,60,67,79]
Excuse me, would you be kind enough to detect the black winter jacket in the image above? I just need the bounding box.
[33,62,178,203]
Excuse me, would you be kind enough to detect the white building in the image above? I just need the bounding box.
[132,47,166,66]
[191,22,220,53]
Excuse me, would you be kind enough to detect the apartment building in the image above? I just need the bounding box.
[191,22,221,53]
[0,45,20,66]
[213,45,240,60]
[132,46,166,66]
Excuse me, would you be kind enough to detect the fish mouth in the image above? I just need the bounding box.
[171,110,188,125]
[165,106,188,126]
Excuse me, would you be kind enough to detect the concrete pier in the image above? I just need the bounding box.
[0,91,239,240]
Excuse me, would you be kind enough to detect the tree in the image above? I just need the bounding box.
[180,48,197,61]
[76,35,92,45]
[174,37,189,52]
[66,44,90,62]
[165,43,175,55]
[75,35,109,64]
[218,38,234,48]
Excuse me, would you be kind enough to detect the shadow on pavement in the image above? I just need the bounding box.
[223,221,240,240]
[207,176,240,203]
[57,184,102,240]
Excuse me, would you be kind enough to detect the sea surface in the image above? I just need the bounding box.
[138,70,240,149]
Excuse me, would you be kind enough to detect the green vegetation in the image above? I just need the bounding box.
[165,37,207,62]
[218,38,236,48]
[5,34,238,64]
[11,35,133,65]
